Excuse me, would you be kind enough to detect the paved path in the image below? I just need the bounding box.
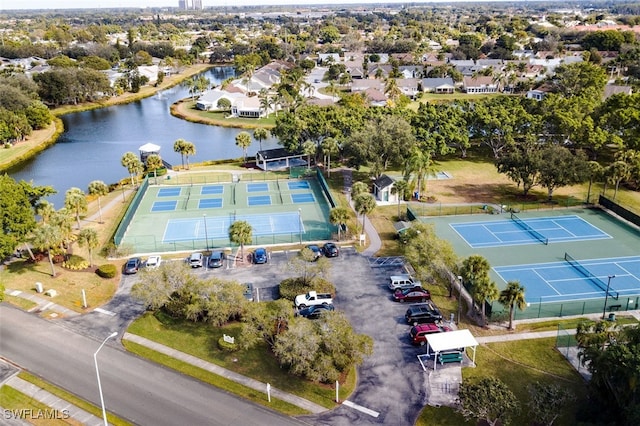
[341,169,382,257]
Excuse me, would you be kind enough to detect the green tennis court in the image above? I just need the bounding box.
[116,174,335,253]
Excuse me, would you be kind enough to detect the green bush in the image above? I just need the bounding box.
[278,277,336,301]
[217,336,238,352]
[62,254,89,270]
[96,264,117,278]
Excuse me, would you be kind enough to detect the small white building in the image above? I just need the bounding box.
[373,174,398,203]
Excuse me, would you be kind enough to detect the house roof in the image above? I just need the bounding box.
[604,85,632,99]
[139,143,161,152]
[422,77,455,88]
[463,76,495,87]
[373,174,394,189]
[256,148,301,160]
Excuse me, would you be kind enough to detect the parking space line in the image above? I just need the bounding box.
[95,308,116,316]
[342,400,380,417]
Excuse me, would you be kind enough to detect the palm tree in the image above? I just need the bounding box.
[586,161,604,204]
[173,139,187,169]
[253,128,268,152]
[321,137,339,177]
[302,140,316,169]
[329,207,350,241]
[390,179,409,219]
[77,227,99,267]
[36,200,55,224]
[354,193,377,233]
[228,220,253,262]
[404,146,433,201]
[121,152,143,187]
[31,223,63,277]
[235,131,252,164]
[351,181,369,198]
[472,275,499,326]
[498,281,527,330]
[183,141,196,170]
[64,187,87,230]
[88,180,109,224]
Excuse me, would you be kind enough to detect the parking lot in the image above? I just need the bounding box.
[117,247,461,424]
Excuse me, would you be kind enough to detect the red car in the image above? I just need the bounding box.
[409,323,451,346]
[393,287,431,303]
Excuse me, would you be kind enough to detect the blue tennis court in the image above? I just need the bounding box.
[163,212,304,242]
[201,185,224,195]
[158,188,181,197]
[248,195,271,206]
[495,255,640,303]
[288,181,310,190]
[247,182,269,192]
[291,193,315,203]
[198,198,223,209]
[151,201,177,212]
[451,215,611,248]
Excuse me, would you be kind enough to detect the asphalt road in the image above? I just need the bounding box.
[0,304,308,426]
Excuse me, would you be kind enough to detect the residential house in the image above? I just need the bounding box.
[396,78,421,98]
[603,85,633,99]
[462,76,498,94]
[373,174,398,203]
[399,65,424,79]
[318,53,341,64]
[422,77,456,94]
[367,64,392,79]
[363,88,388,107]
[352,79,384,93]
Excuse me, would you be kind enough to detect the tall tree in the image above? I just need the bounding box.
[495,137,542,196]
[390,179,409,219]
[498,281,527,330]
[329,207,350,241]
[461,255,496,325]
[88,180,108,224]
[253,128,268,152]
[121,152,143,186]
[457,377,520,426]
[173,138,187,169]
[302,139,316,169]
[537,145,589,201]
[353,193,376,233]
[403,223,458,286]
[404,146,433,200]
[0,175,37,260]
[228,220,253,262]
[527,381,575,426]
[31,223,63,277]
[77,227,99,267]
[235,131,252,164]
[64,187,87,230]
[321,137,339,176]
[350,181,369,199]
[182,141,196,170]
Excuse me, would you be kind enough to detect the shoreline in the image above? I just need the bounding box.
[0,63,214,173]
[170,98,274,130]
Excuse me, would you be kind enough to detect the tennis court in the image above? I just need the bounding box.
[495,255,640,304]
[115,173,335,252]
[451,214,610,248]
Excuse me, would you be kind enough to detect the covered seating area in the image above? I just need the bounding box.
[255,148,306,171]
[418,329,478,371]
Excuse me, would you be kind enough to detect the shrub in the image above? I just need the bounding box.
[278,277,336,301]
[96,264,117,278]
[62,254,89,270]
[217,336,238,352]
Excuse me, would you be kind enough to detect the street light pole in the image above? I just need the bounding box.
[602,275,616,319]
[203,214,209,250]
[457,276,463,325]
[298,208,302,244]
[94,331,117,426]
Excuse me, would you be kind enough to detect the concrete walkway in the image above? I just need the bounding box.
[123,333,327,414]
[4,288,79,318]
[341,169,382,257]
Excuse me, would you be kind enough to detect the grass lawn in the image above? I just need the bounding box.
[0,385,83,426]
[417,337,588,426]
[172,100,276,129]
[127,310,356,409]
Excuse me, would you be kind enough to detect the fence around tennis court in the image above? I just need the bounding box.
[114,177,149,246]
[407,194,586,219]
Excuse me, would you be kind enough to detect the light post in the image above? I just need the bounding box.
[298,208,302,244]
[457,276,463,325]
[602,275,616,319]
[94,331,117,426]
[203,214,209,250]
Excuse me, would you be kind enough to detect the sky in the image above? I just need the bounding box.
[1,0,437,11]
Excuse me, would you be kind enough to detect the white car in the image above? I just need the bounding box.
[146,255,162,269]
[188,252,203,268]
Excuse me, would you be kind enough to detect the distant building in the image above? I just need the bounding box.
[179,0,202,10]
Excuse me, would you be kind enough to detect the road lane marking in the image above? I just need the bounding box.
[342,400,380,418]
[95,308,116,316]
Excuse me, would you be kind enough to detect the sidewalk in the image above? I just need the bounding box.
[341,169,382,257]
[4,288,79,318]
[123,333,327,414]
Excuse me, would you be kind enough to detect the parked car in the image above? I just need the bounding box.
[124,257,142,274]
[387,274,422,291]
[393,287,431,303]
[405,302,443,325]
[242,283,254,302]
[253,248,268,264]
[304,244,322,260]
[188,252,203,268]
[145,255,161,269]
[295,291,333,308]
[296,304,335,319]
[410,323,451,346]
[322,242,339,258]
[208,251,225,268]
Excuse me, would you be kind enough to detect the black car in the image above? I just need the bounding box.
[123,257,142,275]
[322,242,339,258]
[404,302,443,325]
[296,304,335,319]
[208,251,225,268]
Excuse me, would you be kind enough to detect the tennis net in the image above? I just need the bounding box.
[564,252,618,299]
[510,212,549,245]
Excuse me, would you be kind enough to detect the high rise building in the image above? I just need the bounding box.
[179,0,202,10]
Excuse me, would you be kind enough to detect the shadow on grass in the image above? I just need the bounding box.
[5,259,52,277]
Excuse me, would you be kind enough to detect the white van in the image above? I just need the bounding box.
[388,274,422,291]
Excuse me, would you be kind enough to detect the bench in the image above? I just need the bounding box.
[609,304,622,311]
[438,352,463,364]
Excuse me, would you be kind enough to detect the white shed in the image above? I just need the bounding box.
[421,329,478,371]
